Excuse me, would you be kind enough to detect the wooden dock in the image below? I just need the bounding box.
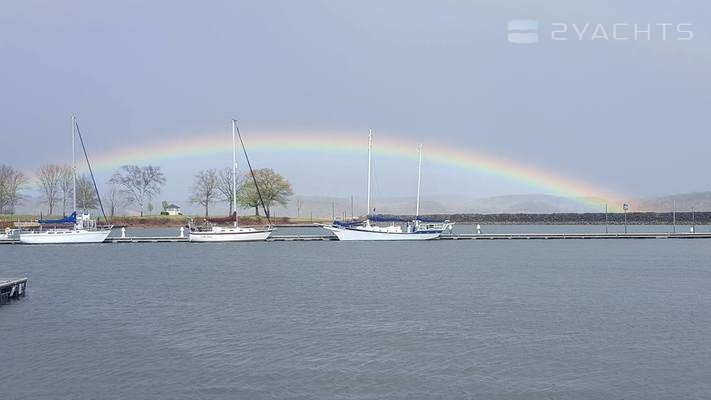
[0,278,28,305]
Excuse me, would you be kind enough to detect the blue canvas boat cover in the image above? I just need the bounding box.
[39,211,77,224]
[367,214,410,222]
[415,216,447,223]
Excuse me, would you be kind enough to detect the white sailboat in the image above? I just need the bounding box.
[20,116,113,244]
[188,120,273,242]
[0,228,14,241]
[324,130,452,241]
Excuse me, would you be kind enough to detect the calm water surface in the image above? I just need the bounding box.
[1,237,710,399]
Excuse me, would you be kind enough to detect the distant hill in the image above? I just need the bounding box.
[272,192,711,217]
[637,192,711,212]
[272,194,606,218]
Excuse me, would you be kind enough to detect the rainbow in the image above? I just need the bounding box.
[81,128,624,211]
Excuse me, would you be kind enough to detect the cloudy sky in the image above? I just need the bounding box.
[1,1,709,213]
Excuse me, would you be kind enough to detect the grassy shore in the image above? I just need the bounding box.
[0,214,331,228]
[106,215,332,227]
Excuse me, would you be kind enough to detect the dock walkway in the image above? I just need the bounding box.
[439,232,711,240]
[1,232,711,245]
[0,278,28,305]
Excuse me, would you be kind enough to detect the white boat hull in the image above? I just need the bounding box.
[324,226,442,241]
[189,228,272,242]
[19,229,112,244]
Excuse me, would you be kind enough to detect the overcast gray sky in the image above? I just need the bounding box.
[1,0,709,211]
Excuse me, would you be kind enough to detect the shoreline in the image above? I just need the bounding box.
[2,212,709,228]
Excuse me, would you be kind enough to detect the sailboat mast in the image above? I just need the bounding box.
[232,119,238,227]
[72,115,76,213]
[416,144,422,218]
[367,129,372,217]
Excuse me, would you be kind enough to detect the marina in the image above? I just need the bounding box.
[0,278,28,305]
[2,3,709,398]
[2,231,711,244]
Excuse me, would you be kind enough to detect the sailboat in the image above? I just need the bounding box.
[19,117,113,244]
[0,228,15,241]
[188,120,273,242]
[324,130,452,241]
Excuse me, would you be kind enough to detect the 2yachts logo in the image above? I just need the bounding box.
[508,21,693,43]
[508,20,539,43]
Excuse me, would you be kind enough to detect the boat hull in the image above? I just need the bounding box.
[19,229,112,244]
[324,226,442,241]
[188,229,272,242]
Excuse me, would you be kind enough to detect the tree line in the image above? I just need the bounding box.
[189,167,292,217]
[0,163,292,218]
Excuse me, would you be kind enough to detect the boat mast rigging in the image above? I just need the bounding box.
[367,129,372,219]
[74,117,109,225]
[234,120,271,226]
[72,116,76,214]
[416,144,422,219]
[231,120,238,227]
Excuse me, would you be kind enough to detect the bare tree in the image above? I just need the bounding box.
[103,184,126,219]
[59,165,73,215]
[109,165,166,217]
[0,165,12,214]
[0,165,29,215]
[75,174,98,212]
[37,164,63,215]
[10,172,28,214]
[190,169,219,217]
[237,168,293,216]
[217,167,237,214]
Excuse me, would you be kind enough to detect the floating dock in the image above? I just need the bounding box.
[438,232,711,240]
[105,236,187,243]
[269,234,337,241]
[0,278,28,305]
[1,232,711,245]
[101,234,337,243]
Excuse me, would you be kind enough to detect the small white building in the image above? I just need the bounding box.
[166,204,182,216]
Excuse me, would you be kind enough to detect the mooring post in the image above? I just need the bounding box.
[179,226,185,238]
[121,227,126,238]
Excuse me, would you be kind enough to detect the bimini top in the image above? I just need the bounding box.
[39,211,77,224]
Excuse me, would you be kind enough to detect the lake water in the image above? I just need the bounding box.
[2,230,711,399]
